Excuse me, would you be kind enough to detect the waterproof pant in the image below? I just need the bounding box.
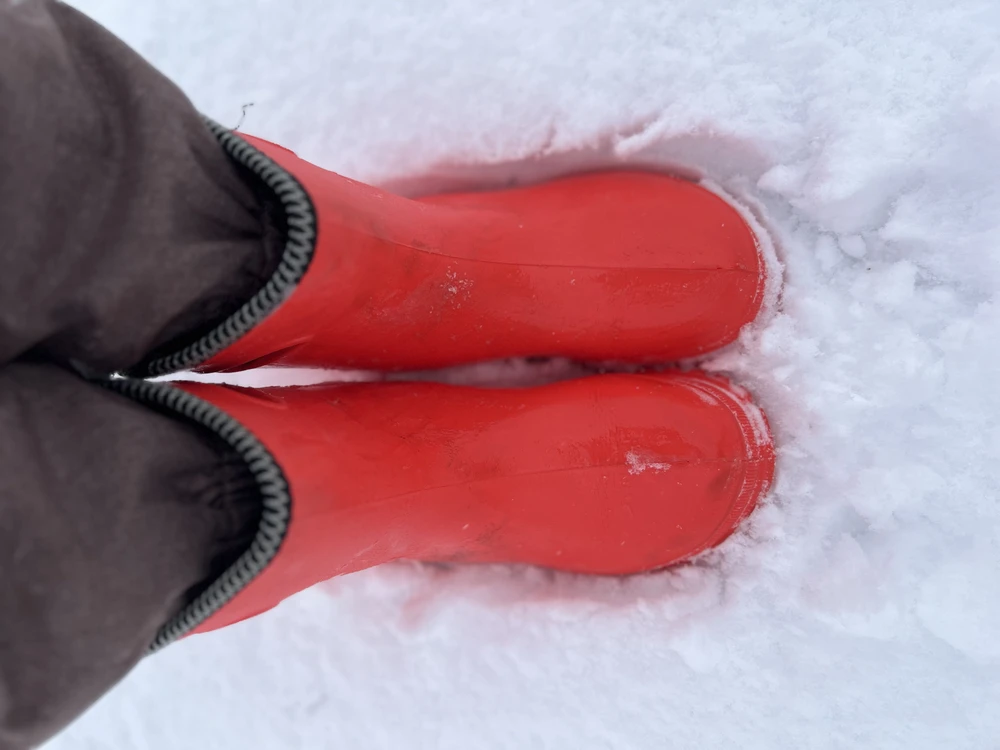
[0,2,272,747]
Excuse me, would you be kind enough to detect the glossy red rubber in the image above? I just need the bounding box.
[181,371,775,633]
[201,135,765,372]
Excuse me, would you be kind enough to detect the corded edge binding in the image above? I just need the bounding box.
[101,377,292,654]
[130,116,318,378]
[99,118,307,652]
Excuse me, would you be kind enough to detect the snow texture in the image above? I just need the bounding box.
[58,1,1000,748]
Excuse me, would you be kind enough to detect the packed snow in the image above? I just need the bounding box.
[58,0,1000,748]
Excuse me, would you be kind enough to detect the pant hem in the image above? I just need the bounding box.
[100,377,292,653]
[127,117,318,378]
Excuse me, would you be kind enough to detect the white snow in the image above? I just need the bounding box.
[58,1,1000,748]
[624,450,672,475]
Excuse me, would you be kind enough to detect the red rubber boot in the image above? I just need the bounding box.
[133,124,767,377]
[144,371,773,639]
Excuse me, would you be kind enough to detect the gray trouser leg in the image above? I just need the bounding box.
[0,364,261,750]
[0,2,280,747]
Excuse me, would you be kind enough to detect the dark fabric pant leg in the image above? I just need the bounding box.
[0,364,260,750]
[0,0,281,374]
[0,1,282,748]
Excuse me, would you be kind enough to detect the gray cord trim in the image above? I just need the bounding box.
[130,116,318,378]
[101,377,292,654]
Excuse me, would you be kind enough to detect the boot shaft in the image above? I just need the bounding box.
[178,372,774,634]
[193,134,766,373]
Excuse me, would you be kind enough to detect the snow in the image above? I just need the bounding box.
[624,450,672,475]
[57,0,1000,748]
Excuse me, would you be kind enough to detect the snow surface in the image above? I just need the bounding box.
[58,1,1000,748]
